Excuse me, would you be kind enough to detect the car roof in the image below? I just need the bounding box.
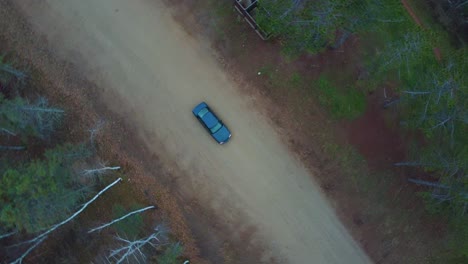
[201,111,219,128]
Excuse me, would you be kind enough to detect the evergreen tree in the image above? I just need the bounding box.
[0,95,64,140]
[0,144,91,233]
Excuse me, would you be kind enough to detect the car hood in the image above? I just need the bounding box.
[212,125,231,144]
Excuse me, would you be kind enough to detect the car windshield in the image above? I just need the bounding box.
[210,122,222,134]
[198,108,209,118]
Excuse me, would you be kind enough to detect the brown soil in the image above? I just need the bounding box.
[343,90,406,171]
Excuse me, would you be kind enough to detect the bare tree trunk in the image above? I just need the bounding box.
[82,165,121,176]
[394,161,424,167]
[0,145,25,151]
[0,230,17,240]
[0,64,27,81]
[383,98,401,108]
[20,106,64,113]
[88,205,155,233]
[408,178,449,189]
[0,128,17,136]
[10,237,47,264]
[88,119,106,147]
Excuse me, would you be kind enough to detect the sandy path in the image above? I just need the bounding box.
[14,0,371,263]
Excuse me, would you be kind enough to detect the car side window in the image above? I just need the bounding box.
[210,122,222,134]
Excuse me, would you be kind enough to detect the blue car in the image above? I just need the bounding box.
[192,102,231,144]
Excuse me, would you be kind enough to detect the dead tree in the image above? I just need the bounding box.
[0,145,25,151]
[1,96,64,139]
[0,128,16,136]
[0,61,27,82]
[379,32,426,76]
[88,206,155,233]
[397,149,467,208]
[107,225,168,264]
[88,119,106,148]
[402,65,464,145]
[82,164,121,177]
[0,230,17,240]
[8,178,123,264]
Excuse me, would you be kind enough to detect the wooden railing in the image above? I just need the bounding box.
[234,0,272,40]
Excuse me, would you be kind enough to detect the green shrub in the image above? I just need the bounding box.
[315,76,366,119]
[0,95,63,140]
[0,144,89,233]
[156,243,183,264]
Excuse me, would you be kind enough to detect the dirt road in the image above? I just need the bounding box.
[14,0,372,263]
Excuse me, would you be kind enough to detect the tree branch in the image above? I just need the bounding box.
[0,64,27,81]
[88,119,106,146]
[10,236,47,264]
[0,145,25,151]
[0,128,17,136]
[408,178,449,189]
[431,117,451,129]
[402,90,432,95]
[82,165,121,176]
[394,161,425,167]
[0,230,17,240]
[20,106,64,113]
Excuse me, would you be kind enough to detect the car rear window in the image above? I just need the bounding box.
[210,123,222,134]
